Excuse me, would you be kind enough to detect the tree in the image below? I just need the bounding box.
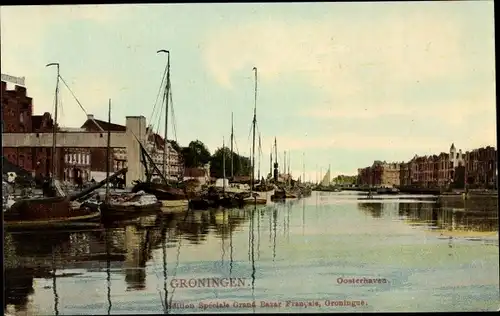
[210,147,251,178]
[180,140,211,168]
[168,140,181,153]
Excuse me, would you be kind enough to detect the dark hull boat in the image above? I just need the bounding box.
[188,188,248,210]
[83,191,162,222]
[271,189,287,201]
[4,197,101,231]
[131,181,187,201]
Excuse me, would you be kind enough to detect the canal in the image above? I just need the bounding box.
[4,191,499,314]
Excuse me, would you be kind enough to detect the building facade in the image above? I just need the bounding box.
[2,81,57,177]
[360,143,496,189]
[464,146,497,188]
[145,127,184,181]
[380,162,401,187]
[80,114,127,179]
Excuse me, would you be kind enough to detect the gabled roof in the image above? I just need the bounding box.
[81,118,126,131]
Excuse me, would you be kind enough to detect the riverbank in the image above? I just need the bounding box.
[427,229,498,239]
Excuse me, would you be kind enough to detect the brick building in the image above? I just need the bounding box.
[380,162,401,187]
[2,81,57,177]
[362,143,496,190]
[464,146,497,188]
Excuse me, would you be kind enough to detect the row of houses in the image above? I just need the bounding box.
[357,143,497,189]
[2,80,211,185]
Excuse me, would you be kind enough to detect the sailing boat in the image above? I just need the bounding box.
[316,166,341,192]
[270,137,287,201]
[89,100,162,220]
[253,133,274,196]
[131,50,189,208]
[320,168,331,187]
[5,63,101,230]
[243,67,273,205]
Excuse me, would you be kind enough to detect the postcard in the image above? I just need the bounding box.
[2,1,498,314]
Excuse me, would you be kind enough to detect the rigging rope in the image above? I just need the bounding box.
[148,63,168,133]
[168,77,178,143]
[58,75,104,132]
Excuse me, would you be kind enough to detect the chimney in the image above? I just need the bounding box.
[87,114,94,120]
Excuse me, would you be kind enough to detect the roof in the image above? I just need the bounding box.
[81,118,126,132]
[31,112,54,131]
[145,128,179,151]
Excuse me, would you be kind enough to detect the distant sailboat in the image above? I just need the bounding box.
[320,168,331,187]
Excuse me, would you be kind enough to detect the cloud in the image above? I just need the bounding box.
[1,5,137,127]
[300,88,496,122]
[201,4,496,128]
[203,8,471,88]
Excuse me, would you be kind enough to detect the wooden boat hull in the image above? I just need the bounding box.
[101,201,162,214]
[4,211,102,231]
[7,196,70,221]
[243,197,267,205]
[131,182,187,200]
[161,199,189,208]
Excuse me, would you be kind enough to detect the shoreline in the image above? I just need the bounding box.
[426,229,498,238]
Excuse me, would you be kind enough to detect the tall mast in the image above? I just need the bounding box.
[46,62,59,182]
[251,67,257,191]
[315,164,318,184]
[106,99,111,203]
[328,164,331,185]
[258,133,261,182]
[230,112,234,179]
[158,49,170,184]
[223,137,226,193]
[269,145,272,179]
[288,151,291,175]
[273,137,278,182]
[274,138,277,165]
[284,151,286,176]
[302,152,305,184]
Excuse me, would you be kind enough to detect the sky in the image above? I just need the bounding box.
[1,2,496,181]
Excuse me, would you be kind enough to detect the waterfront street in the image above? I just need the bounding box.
[4,191,499,314]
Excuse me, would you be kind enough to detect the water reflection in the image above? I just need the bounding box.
[358,202,383,218]
[398,202,498,233]
[4,207,258,314]
[4,193,498,314]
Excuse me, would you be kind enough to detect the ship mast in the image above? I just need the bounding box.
[230,112,234,179]
[302,152,305,184]
[273,137,278,182]
[223,137,226,193]
[269,144,273,179]
[258,133,262,182]
[251,67,257,191]
[46,62,59,183]
[106,99,111,203]
[284,151,286,179]
[158,49,170,184]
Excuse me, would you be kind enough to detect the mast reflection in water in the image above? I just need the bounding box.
[6,192,497,314]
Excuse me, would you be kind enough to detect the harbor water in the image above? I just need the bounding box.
[4,191,499,314]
